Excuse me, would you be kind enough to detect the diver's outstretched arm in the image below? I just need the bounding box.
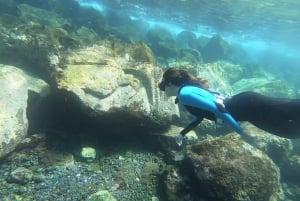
[180,117,203,136]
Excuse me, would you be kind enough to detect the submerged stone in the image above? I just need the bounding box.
[186,134,284,201]
[87,189,117,201]
[0,65,28,159]
[7,167,33,185]
[81,147,97,163]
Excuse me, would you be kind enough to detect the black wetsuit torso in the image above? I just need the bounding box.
[225,91,300,138]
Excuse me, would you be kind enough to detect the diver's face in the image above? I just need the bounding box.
[165,83,179,97]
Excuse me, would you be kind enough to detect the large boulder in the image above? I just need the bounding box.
[186,134,283,201]
[52,45,179,128]
[0,66,28,158]
[0,64,50,158]
[146,27,178,59]
[175,30,197,50]
[201,35,231,63]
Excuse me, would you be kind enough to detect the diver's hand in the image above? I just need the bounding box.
[175,134,184,147]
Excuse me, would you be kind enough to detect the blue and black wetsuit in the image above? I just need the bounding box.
[226,91,300,138]
[177,86,300,139]
[176,85,244,136]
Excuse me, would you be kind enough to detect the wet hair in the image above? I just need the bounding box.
[159,68,209,91]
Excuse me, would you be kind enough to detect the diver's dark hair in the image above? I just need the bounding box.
[159,68,209,91]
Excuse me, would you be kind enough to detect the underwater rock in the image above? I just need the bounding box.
[86,189,117,201]
[0,66,28,159]
[175,30,197,50]
[146,27,178,59]
[242,123,293,167]
[40,151,75,167]
[157,125,197,162]
[0,20,81,81]
[178,48,203,65]
[186,134,284,201]
[73,26,100,45]
[53,44,178,129]
[130,42,156,64]
[7,167,33,185]
[0,64,50,95]
[81,147,97,163]
[201,35,232,63]
[158,125,198,150]
[164,165,189,201]
[195,35,210,51]
[140,161,165,185]
[0,65,50,159]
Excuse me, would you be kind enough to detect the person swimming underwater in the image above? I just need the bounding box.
[159,68,300,145]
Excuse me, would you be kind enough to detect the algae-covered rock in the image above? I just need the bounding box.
[164,165,189,201]
[53,44,178,128]
[130,42,156,64]
[186,134,283,201]
[56,64,147,112]
[73,26,100,45]
[178,49,203,65]
[0,20,81,80]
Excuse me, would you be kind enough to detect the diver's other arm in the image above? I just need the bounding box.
[180,117,203,136]
[175,117,202,147]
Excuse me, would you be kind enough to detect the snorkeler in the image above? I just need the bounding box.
[159,68,300,145]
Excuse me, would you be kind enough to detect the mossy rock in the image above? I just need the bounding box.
[105,37,130,56]
[201,35,232,63]
[186,134,283,201]
[146,27,178,58]
[130,43,156,64]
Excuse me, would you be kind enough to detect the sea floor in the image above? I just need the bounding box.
[0,132,166,201]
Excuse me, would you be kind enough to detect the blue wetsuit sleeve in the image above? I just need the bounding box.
[179,86,244,134]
